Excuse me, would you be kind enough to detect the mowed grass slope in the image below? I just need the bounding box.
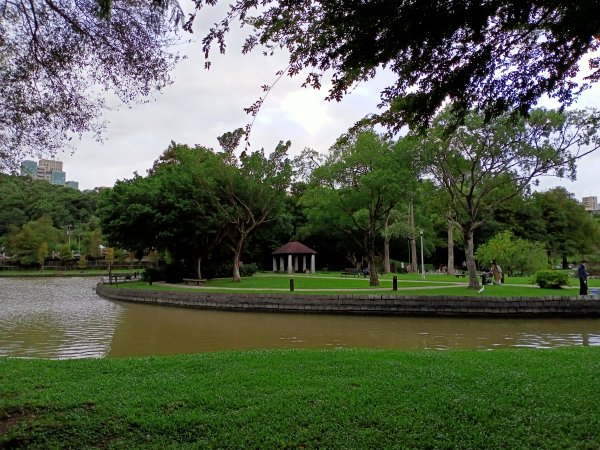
[2,348,600,449]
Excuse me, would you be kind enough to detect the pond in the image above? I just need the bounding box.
[2,277,600,359]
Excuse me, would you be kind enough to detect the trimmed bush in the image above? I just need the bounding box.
[205,262,259,279]
[533,270,570,289]
[142,267,163,282]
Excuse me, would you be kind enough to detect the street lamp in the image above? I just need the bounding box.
[77,234,81,255]
[67,224,72,248]
[420,229,425,279]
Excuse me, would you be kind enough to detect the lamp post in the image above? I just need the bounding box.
[77,234,81,255]
[67,224,72,248]
[420,229,425,279]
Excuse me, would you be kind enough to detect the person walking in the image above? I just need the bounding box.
[491,260,503,285]
[579,259,590,296]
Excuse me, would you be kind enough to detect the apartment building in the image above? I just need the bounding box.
[19,159,78,189]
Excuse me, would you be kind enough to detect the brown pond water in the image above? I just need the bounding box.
[2,277,600,359]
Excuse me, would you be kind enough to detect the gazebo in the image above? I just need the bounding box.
[272,241,317,274]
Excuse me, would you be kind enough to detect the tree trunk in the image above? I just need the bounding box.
[366,230,379,286]
[232,254,241,282]
[383,214,391,274]
[232,237,245,282]
[408,201,418,273]
[463,227,479,289]
[447,218,455,276]
[196,256,202,280]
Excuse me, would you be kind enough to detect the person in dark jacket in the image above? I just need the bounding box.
[579,259,590,296]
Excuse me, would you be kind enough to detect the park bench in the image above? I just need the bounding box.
[454,269,466,278]
[183,278,206,286]
[104,273,137,284]
[341,268,362,277]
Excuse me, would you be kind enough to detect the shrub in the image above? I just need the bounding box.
[142,267,163,283]
[533,270,570,289]
[476,230,547,276]
[205,262,259,279]
[240,262,259,277]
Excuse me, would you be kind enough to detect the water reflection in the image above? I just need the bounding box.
[1,277,600,359]
[0,277,122,358]
[110,302,600,355]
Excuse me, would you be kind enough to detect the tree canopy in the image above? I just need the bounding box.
[1,0,183,171]
[97,140,292,281]
[417,107,600,288]
[193,1,600,130]
[301,129,418,286]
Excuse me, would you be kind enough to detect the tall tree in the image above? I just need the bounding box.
[99,143,224,279]
[418,107,600,288]
[213,141,293,282]
[192,1,600,129]
[533,188,600,266]
[302,130,418,286]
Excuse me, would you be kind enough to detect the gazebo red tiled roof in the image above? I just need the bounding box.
[272,241,316,255]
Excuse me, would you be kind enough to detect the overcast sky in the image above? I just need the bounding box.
[61,9,600,201]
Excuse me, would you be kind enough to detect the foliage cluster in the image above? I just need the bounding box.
[1,0,182,170]
[2,348,600,448]
[0,175,103,265]
[206,262,259,279]
[475,230,546,276]
[533,270,571,289]
[195,1,600,131]
[98,140,292,281]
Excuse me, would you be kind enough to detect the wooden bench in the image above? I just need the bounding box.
[454,270,466,278]
[183,278,206,286]
[105,273,137,284]
[341,268,362,277]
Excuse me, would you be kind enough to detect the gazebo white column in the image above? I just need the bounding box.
[310,254,316,273]
[272,257,277,272]
[294,256,299,271]
[302,255,307,271]
[287,254,293,274]
[279,256,285,272]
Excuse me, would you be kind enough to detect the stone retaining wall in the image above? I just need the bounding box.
[95,284,600,317]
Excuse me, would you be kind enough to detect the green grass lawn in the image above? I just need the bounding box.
[2,348,600,449]
[116,271,598,297]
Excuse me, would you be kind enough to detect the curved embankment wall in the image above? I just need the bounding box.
[95,284,600,317]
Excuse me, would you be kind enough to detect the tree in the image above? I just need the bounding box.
[98,140,292,282]
[418,107,600,288]
[213,141,293,282]
[37,242,48,271]
[302,130,418,286]
[98,143,224,279]
[1,0,183,171]
[533,188,600,265]
[192,1,600,129]
[475,230,547,276]
[6,215,59,265]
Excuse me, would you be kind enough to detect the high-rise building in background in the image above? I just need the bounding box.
[37,159,63,182]
[51,171,66,186]
[20,160,38,177]
[18,158,78,190]
[582,196,598,212]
